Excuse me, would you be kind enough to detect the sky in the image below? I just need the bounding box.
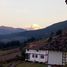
[0,0,67,28]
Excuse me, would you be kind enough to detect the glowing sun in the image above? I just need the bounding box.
[31,24,41,30]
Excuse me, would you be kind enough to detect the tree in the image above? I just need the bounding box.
[19,47,26,61]
[25,37,36,43]
[56,30,62,36]
[48,37,52,42]
[6,40,21,49]
[48,32,54,42]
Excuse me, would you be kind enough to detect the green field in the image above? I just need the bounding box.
[16,62,47,67]
[3,61,47,67]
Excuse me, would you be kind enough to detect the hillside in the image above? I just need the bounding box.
[26,29,67,51]
[0,26,26,35]
[0,20,67,42]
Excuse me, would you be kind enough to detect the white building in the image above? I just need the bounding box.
[26,49,67,67]
[26,49,48,63]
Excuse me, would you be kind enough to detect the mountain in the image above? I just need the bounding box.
[0,26,26,35]
[0,20,67,42]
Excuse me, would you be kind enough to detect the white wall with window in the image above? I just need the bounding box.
[26,49,48,63]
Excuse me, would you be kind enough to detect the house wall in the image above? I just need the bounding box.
[26,49,48,63]
[48,65,51,67]
[48,51,63,65]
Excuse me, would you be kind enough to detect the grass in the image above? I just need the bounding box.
[2,61,47,67]
[16,62,47,67]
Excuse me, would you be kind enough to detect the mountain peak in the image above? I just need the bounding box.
[0,26,26,35]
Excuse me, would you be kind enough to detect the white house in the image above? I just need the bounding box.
[25,49,48,63]
[26,49,67,67]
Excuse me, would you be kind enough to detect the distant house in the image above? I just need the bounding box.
[26,49,48,63]
[25,31,67,67]
[25,39,48,63]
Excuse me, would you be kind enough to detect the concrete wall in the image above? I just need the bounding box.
[48,65,51,67]
[48,51,63,65]
[26,49,48,63]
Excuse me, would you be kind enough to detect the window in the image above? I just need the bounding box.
[36,50,38,52]
[35,54,38,58]
[32,54,34,58]
[32,54,38,58]
[27,49,29,51]
[26,53,30,59]
[40,55,44,59]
